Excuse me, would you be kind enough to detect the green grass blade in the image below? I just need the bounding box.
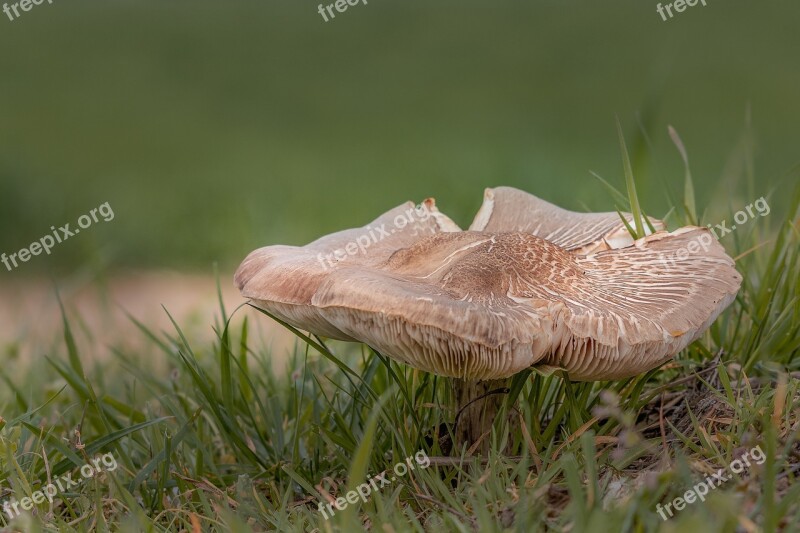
[616,116,646,238]
[668,125,697,225]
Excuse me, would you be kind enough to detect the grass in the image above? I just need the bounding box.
[1,149,800,532]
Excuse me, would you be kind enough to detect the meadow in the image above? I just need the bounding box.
[1,1,799,531]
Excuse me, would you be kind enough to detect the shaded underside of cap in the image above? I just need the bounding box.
[312,228,741,380]
[470,186,666,254]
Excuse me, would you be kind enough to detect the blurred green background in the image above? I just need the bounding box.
[1,0,797,274]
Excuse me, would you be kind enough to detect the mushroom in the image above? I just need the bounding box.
[236,188,742,452]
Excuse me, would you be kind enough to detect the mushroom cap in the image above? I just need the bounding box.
[470,186,666,254]
[236,188,742,381]
[234,199,460,340]
[312,228,741,380]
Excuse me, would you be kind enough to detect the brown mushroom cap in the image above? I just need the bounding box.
[311,228,741,380]
[470,186,666,254]
[234,199,460,340]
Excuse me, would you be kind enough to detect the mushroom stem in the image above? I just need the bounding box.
[451,378,511,454]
